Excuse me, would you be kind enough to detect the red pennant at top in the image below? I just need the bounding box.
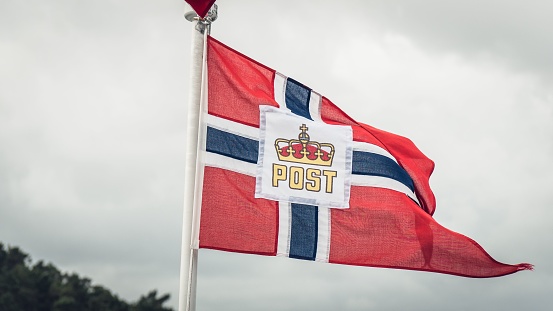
[185,0,216,18]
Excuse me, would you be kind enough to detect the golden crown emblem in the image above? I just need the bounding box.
[274,124,335,167]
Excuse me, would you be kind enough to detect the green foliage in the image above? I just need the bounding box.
[130,290,173,311]
[0,242,174,311]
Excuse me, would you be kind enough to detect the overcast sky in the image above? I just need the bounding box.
[1,1,552,310]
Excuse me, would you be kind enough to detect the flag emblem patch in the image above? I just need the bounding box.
[255,106,352,208]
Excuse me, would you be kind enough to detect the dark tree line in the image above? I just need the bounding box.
[0,243,174,311]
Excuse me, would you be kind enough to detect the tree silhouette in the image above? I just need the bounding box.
[131,290,173,311]
[0,243,174,311]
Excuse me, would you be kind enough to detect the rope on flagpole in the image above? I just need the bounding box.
[185,3,217,34]
[179,4,217,311]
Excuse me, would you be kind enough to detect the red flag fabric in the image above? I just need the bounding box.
[198,35,532,277]
[185,0,216,18]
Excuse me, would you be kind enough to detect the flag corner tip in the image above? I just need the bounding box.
[518,263,534,271]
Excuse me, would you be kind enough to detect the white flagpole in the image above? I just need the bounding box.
[179,4,217,311]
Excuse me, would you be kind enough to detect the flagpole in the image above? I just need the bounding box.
[179,4,217,311]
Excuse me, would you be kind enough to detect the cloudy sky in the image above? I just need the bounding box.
[1,1,552,310]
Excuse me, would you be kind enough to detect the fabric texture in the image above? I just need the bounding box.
[198,35,532,277]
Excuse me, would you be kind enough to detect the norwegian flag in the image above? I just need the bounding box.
[198,35,532,277]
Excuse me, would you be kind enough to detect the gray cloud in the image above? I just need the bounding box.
[358,0,553,82]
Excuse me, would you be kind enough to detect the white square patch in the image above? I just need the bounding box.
[255,106,352,208]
